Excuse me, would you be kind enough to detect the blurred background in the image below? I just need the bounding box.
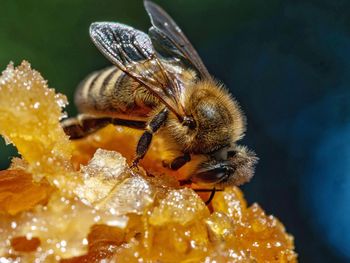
[0,0,349,261]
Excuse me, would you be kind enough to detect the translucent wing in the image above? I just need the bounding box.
[144,0,211,79]
[90,22,186,119]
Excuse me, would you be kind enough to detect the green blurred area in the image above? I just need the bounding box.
[0,0,279,169]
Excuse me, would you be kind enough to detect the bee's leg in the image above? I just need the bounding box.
[192,188,218,205]
[178,179,192,186]
[164,153,191,170]
[204,187,216,205]
[176,187,219,205]
[62,115,113,139]
[132,108,168,167]
[112,119,146,130]
[62,114,146,139]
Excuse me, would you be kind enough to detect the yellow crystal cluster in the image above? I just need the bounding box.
[0,62,297,262]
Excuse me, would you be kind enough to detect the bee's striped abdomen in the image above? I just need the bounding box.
[74,66,159,120]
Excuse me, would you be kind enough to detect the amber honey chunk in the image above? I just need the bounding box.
[11,236,41,252]
[0,169,53,215]
[88,224,127,248]
[0,61,297,262]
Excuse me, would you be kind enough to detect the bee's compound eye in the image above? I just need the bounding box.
[227,150,236,158]
[191,167,230,185]
[182,116,196,129]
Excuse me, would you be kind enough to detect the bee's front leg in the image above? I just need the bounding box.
[163,153,191,170]
[132,108,168,167]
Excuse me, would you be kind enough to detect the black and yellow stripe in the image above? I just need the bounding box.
[75,66,127,114]
[74,64,160,120]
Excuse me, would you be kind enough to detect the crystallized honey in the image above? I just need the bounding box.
[0,62,297,262]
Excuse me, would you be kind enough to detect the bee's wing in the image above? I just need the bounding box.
[144,0,211,79]
[90,22,186,119]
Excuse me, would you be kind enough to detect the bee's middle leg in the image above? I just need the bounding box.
[62,114,146,139]
[132,108,168,166]
[61,115,113,139]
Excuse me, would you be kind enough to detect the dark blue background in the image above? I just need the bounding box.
[1,1,349,262]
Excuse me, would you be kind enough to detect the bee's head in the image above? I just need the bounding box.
[190,145,258,187]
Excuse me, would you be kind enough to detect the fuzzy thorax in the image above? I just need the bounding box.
[163,80,246,154]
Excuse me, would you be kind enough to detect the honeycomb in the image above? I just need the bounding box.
[0,61,297,262]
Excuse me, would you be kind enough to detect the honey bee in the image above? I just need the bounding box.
[62,0,257,197]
